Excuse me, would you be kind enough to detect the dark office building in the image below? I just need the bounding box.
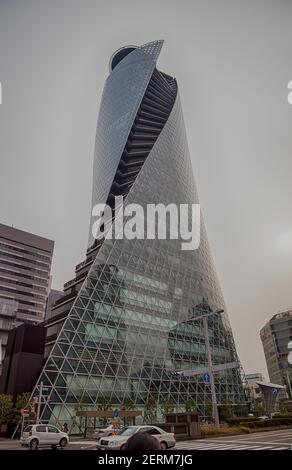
[0,323,46,398]
[0,223,54,365]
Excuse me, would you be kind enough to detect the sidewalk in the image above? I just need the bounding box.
[0,439,24,450]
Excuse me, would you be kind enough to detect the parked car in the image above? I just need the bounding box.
[97,425,176,450]
[94,425,122,440]
[20,424,69,450]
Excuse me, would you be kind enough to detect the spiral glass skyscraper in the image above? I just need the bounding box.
[32,41,246,430]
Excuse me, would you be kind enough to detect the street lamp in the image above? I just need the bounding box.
[179,308,224,428]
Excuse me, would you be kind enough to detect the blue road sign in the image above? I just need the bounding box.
[272,387,278,396]
[113,408,120,418]
[203,373,210,383]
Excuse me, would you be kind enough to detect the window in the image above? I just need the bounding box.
[24,425,32,432]
[36,425,46,433]
[48,426,59,433]
[145,427,161,435]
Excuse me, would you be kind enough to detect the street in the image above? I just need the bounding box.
[0,428,291,451]
[175,428,292,450]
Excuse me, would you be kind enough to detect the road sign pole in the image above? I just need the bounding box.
[203,316,220,428]
[36,381,43,424]
[20,414,25,438]
[286,370,292,399]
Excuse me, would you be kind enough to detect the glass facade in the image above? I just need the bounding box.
[31,41,246,431]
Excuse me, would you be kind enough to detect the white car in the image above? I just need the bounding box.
[20,424,69,450]
[94,425,123,440]
[98,425,176,450]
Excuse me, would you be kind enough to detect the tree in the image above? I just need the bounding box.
[10,392,34,426]
[204,401,213,419]
[97,397,112,425]
[278,399,289,415]
[15,392,32,411]
[184,399,197,413]
[236,403,248,417]
[121,399,136,425]
[160,398,175,417]
[219,400,234,420]
[97,397,112,411]
[144,395,157,424]
[0,394,13,426]
[121,399,135,410]
[251,399,265,417]
[72,404,86,434]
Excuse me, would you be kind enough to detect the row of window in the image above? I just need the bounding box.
[0,241,51,262]
[0,293,44,309]
[0,257,49,278]
[0,250,50,272]
[0,285,46,301]
[116,268,168,291]
[0,267,48,285]
[120,288,172,312]
[0,276,47,293]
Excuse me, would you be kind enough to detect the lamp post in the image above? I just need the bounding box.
[184,308,224,428]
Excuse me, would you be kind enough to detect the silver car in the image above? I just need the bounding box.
[94,425,123,440]
[98,425,176,450]
[20,424,69,450]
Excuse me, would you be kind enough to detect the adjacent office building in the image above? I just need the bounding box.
[261,308,292,397]
[245,373,264,401]
[45,289,63,321]
[32,41,246,430]
[0,298,18,375]
[0,323,46,398]
[0,223,54,365]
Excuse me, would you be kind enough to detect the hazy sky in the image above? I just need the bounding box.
[0,0,292,377]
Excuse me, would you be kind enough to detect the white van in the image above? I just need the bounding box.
[20,424,69,450]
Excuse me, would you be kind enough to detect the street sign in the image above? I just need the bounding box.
[202,373,210,383]
[21,408,30,417]
[113,408,120,418]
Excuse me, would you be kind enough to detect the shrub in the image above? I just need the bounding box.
[246,418,292,428]
[226,417,260,425]
[201,425,250,436]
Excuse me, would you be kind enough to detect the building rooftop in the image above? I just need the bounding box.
[0,222,54,253]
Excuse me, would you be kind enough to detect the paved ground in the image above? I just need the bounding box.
[0,428,292,451]
[174,428,292,450]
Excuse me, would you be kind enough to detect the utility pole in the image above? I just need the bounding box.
[287,370,292,399]
[36,381,43,424]
[203,316,220,428]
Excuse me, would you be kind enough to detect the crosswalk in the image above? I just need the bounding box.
[69,437,291,451]
[174,440,290,451]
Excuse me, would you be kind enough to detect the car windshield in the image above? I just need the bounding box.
[120,426,138,436]
[24,426,32,432]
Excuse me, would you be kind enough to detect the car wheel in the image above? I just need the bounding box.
[30,439,38,450]
[120,444,127,450]
[160,441,167,450]
[59,437,67,448]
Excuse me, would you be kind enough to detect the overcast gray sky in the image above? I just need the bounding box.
[0,0,292,377]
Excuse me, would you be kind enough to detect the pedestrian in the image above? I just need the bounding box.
[62,423,69,433]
